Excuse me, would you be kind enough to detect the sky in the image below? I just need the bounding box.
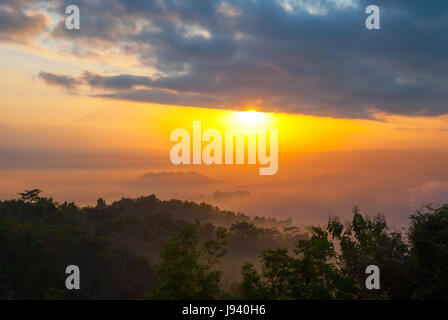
[1,0,448,226]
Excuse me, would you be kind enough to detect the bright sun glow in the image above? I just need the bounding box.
[232,110,273,128]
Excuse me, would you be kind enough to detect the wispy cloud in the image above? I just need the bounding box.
[38,71,80,90]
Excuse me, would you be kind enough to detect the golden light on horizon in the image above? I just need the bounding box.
[231,110,275,128]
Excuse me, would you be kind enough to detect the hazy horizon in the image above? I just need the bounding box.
[2,0,448,228]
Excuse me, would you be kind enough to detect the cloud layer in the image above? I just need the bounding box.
[5,0,448,118]
[0,0,50,42]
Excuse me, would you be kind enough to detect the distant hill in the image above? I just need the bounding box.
[135,171,212,186]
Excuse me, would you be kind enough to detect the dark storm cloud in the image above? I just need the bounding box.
[36,0,448,117]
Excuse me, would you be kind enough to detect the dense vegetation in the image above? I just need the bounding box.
[0,190,447,299]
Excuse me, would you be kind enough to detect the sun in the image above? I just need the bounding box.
[237,110,261,125]
[220,109,276,130]
[233,110,273,128]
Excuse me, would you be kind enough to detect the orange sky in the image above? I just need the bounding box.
[1,35,448,226]
[2,41,448,153]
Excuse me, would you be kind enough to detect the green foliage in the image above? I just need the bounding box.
[1,190,303,299]
[0,194,154,299]
[146,224,227,299]
[409,205,448,299]
[2,190,448,300]
[240,226,354,300]
[241,207,418,300]
[327,207,411,299]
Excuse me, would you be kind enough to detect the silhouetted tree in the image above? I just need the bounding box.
[18,189,42,203]
[96,198,107,209]
[3,190,448,300]
[241,226,355,299]
[146,224,227,299]
[409,204,448,299]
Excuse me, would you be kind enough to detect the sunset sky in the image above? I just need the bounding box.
[1,0,448,226]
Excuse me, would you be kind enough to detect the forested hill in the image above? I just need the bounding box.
[0,190,305,299]
[1,190,447,300]
[93,193,294,229]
